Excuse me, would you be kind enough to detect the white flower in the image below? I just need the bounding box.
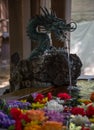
[56,97,64,104]
[90,123,94,130]
[69,122,82,130]
[78,103,87,110]
[71,115,90,126]
[45,100,63,111]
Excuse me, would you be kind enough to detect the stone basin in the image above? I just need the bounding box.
[0,86,55,100]
[0,85,69,101]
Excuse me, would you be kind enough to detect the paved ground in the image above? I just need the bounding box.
[0,62,10,95]
[0,41,10,95]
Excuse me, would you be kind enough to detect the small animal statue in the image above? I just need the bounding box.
[27,7,77,60]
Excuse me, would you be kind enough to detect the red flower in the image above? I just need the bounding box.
[71,107,86,116]
[47,92,52,101]
[57,93,71,100]
[86,105,94,117]
[15,120,22,130]
[34,93,44,102]
[19,113,31,122]
[81,125,90,130]
[10,108,22,120]
[90,92,94,102]
[10,108,31,130]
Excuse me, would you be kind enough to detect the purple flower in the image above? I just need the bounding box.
[6,100,31,109]
[45,110,64,122]
[31,92,38,99]
[0,111,15,128]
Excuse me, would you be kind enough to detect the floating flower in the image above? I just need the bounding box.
[24,121,42,130]
[47,92,52,101]
[32,102,45,109]
[15,120,22,130]
[70,115,90,126]
[86,104,94,117]
[10,108,30,130]
[31,92,39,100]
[69,122,82,130]
[34,93,44,102]
[81,125,90,130]
[71,107,86,116]
[57,93,71,100]
[7,100,31,109]
[10,108,22,120]
[42,121,63,130]
[0,111,15,128]
[25,110,46,122]
[45,100,63,112]
[1,91,94,129]
[78,99,92,105]
[90,92,94,102]
[89,117,94,123]
[90,123,94,129]
[45,110,65,122]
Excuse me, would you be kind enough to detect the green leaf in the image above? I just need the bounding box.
[8,125,15,130]
[21,119,26,126]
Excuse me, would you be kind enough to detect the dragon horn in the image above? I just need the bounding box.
[40,7,48,16]
[51,9,56,17]
[44,7,50,15]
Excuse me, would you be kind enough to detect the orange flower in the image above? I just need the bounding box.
[90,92,94,102]
[24,124,42,130]
[42,121,64,130]
[26,110,46,122]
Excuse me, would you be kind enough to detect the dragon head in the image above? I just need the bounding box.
[38,7,77,42]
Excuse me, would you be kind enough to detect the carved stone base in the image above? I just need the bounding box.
[9,49,82,91]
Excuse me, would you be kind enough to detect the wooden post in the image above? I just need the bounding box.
[8,0,31,59]
[30,0,40,50]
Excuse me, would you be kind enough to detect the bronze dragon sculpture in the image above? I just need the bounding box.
[9,8,82,93]
[27,7,77,60]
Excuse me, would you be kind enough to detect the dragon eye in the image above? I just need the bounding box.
[59,30,63,33]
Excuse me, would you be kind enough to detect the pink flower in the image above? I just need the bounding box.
[57,93,71,100]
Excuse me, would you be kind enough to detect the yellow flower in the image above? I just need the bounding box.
[32,102,45,109]
[21,99,27,102]
[25,121,39,127]
[24,124,42,130]
[42,97,48,103]
[89,117,94,123]
[78,99,91,105]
